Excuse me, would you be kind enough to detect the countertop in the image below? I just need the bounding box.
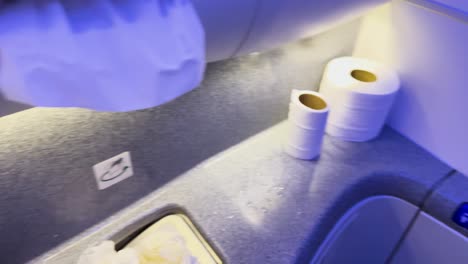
[0,22,362,263]
[32,121,452,264]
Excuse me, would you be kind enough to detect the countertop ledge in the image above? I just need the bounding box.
[31,121,452,264]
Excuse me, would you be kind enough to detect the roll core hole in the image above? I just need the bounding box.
[351,69,377,82]
[298,94,327,110]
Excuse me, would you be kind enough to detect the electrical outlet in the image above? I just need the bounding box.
[93,152,134,190]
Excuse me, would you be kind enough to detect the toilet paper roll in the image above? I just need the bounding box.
[319,57,400,142]
[285,90,329,160]
[288,90,329,130]
[284,144,322,161]
[328,106,391,129]
[286,122,326,148]
[326,122,380,142]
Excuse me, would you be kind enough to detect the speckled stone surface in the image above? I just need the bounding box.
[31,122,452,264]
[423,172,468,236]
[0,21,360,264]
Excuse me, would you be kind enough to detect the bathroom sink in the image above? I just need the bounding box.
[310,196,416,263]
[310,196,468,264]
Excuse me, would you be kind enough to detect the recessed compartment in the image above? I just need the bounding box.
[112,211,222,264]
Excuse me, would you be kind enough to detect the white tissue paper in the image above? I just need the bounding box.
[77,241,140,264]
[319,57,400,142]
[0,0,205,112]
[127,224,198,264]
[285,89,329,160]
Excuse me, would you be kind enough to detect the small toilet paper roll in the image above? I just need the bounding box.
[319,57,400,142]
[287,122,327,147]
[285,90,329,160]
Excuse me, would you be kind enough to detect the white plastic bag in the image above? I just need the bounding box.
[0,0,205,112]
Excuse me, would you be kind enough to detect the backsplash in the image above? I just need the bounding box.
[0,20,359,263]
[353,1,468,177]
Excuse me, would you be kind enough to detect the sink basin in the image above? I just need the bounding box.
[310,195,468,264]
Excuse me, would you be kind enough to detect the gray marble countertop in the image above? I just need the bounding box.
[31,121,452,264]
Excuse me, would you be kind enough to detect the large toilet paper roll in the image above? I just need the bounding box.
[285,90,329,160]
[319,57,400,142]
